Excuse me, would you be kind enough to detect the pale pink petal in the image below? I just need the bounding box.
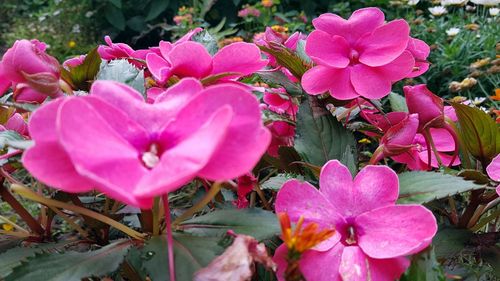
[57,98,150,207]
[169,42,213,78]
[305,31,350,68]
[357,20,410,67]
[275,179,343,251]
[356,204,437,259]
[212,42,268,78]
[350,64,392,99]
[135,106,233,197]
[300,244,343,281]
[339,246,368,281]
[320,160,399,218]
[22,142,94,193]
[487,154,500,181]
[146,53,171,83]
[373,50,415,81]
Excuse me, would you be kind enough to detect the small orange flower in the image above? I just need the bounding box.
[278,212,335,254]
[491,88,500,101]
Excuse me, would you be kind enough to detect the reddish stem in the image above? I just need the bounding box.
[162,194,176,281]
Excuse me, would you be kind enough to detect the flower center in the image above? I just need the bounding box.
[141,143,160,169]
[349,49,360,65]
[345,225,357,245]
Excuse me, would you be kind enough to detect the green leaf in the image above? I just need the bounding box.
[105,4,126,30]
[388,92,408,112]
[97,60,145,97]
[261,174,303,191]
[259,43,308,79]
[0,130,24,149]
[5,240,131,281]
[131,234,224,281]
[108,0,122,8]
[451,102,500,165]
[400,247,446,281]
[66,48,102,91]
[294,97,357,167]
[179,208,280,241]
[295,40,311,64]
[145,0,170,21]
[127,16,146,32]
[257,71,302,96]
[193,31,219,56]
[398,171,484,204]
[433,227,472,259]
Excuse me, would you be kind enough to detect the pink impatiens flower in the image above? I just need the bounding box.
[263,88,298,116]
[301,8,424,100]
[274,160,437,281]
[486,154,500,195]
[146,41,268,85]
[22,78,271,208]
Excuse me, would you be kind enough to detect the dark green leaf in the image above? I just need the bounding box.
[451,102,500,165]
[400,247,445,281]
[388,92,408,112]
[127,16,146,32]
[179,208,280,241]
[257,71,302,96]
[131,234,224,281]
[6,240,131,281]
[261,174,303,191]
[67,48,102,91]
[97,60,145,97]
[259,43,308,79]
[481,245,500,278]
[108,0,122,8]
[294,97,357,167]
[398,171,484,204]
[145,0,170,21]
[105,4,126,30]
[433,227,472,259]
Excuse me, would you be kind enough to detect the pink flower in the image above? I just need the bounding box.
[234,173,257,208]
[486,154,500,195]
[404,84,445,131]
[0,39,61,102]
[263,88,298,116]
[0,112,28,136]
[146,41,267,84]
[22,78,271,208]
[379,113,420,157]
[406,38,430,78]
[63,55,86,68]
[238,6,261,17]
[266,121,295,157]
[274,160,437,281]
[302,8,417,100]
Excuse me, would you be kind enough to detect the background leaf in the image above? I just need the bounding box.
[400,247,446,281]
[179,208,280,241]
[451,102,500,165]
[433,227,472,259]
[294,97,357,168]
[257,71,302,96]
[64,47,102,91]
[398,171,484,204]
[5,240,131,281]
[145,0,170,21]
[97,60,145,96]
[105,4,126,31]
[388,92,408,112]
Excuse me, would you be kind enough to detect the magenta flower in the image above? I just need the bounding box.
[404,84,445,131]
[274,160,437,281]
[0,39,61,102]
[63,55,86,68]
[301,8,417,100]
[22,78,270,208]
[266,121,295,157]
[0,112,28,136]
[263,88,298,116]
[146,41,267,84]
[486,155,500,195]
[406,38,430,78]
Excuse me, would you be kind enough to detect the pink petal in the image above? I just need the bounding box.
[373,50,415,81]
[339,246,368,281]
[302,66,358,100]
[174,27,203,45]
[417,150,460,168]
[212,42,268,78]
[159,41,173,58]
[169,42,213,78]
[57,98,150,207]
[27,98,64,142]
[350,64,392,99]
[155,77,203,108]
[369,256,410,281]
[273,245,288,281]
[300,244,344,281]
[392,149,428,171]
[320,160,398,218]
[305,31,350,68]
[407,37,430,61]
[22,142,94,193]
[407,61,430,78]
[135,106,233,197]
[429,128,455,151]
[0,65,12,94]
[487,154,500,181]
[5,113,27,135]
[356,204,437,259]
[357,20,410,67]
[146,53,171,83]
[171,84,270,180]
[275,179,343,251]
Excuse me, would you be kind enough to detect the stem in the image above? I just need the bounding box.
[162,194,176,281]
[152,197,161,236]
[0,182,44,236]
[255,183,271,210]
[446,117,472,169]
[140,209,154,234]
[444,122,459,168]
[470,207,500,232]
[458,189,484,228]
[422,128,442,169]
[368,146,385,165]
[172,182,222,226]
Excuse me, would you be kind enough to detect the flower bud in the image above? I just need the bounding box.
[380,113,419,156]
[404,84,444,131]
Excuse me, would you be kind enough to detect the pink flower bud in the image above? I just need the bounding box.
[380,113,419,156]
[12,83,47,104]
[404,84,444,131]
